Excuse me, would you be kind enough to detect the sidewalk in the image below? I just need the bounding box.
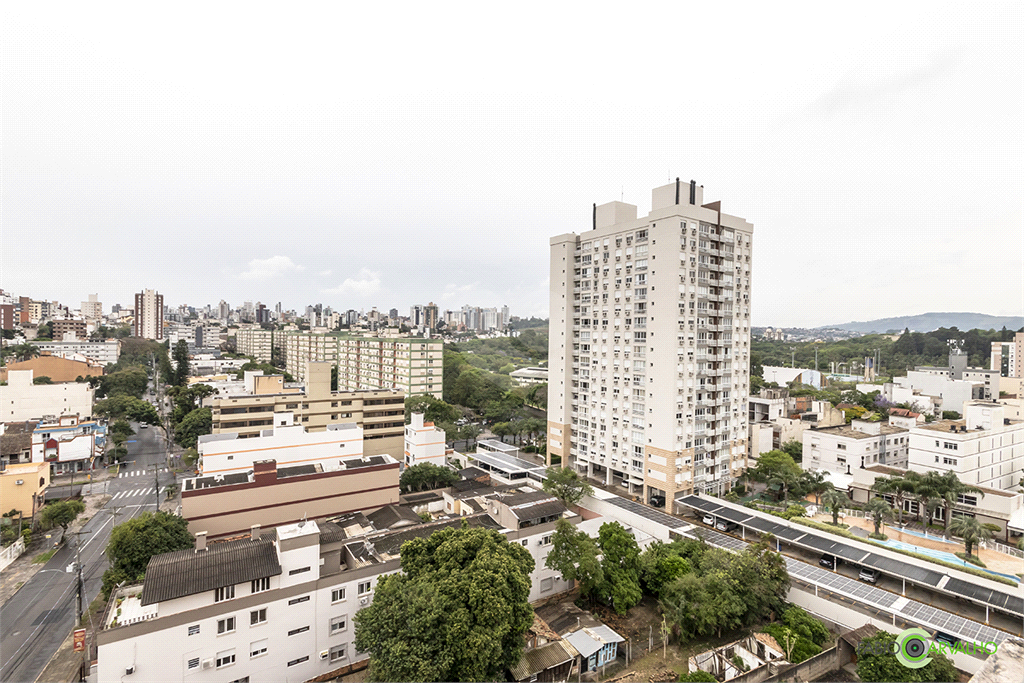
[50,464,118,488]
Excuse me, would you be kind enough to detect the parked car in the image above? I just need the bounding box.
[649,495,665,508]
[715,520,739,533]
[819,554,841,570]
[933,632,959,648]
[858,567,879,583]
[140,424,148,429]
[702,514,716,526]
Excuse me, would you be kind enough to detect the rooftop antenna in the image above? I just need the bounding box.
[299,513,307,528]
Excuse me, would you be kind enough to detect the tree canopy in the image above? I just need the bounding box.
[596,521,643,614]
[541,466,594,509]
[93,394,161,425]
[102,511,193,598]
[174,408,212,449]
[400,462,458,493]
[545,519,604,602]
[41,500,85,531]
[353,524,534,682]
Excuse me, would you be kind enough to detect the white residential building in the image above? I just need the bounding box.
[236,328,275,364]
[284,333,338,383]
[198,416,363,477]
[907,401,1024,491]
[81,294,102,323]
[32,414,107,473]
[548,180,753,505]
[510,367,548,386]
[96,484,639,683]
[803,419,910,480]
[0,370,94,422]
[337,336,443,399]
[403,412,446,468]
[32,338,120,366]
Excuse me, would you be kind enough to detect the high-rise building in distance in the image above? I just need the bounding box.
[134,289,164,340]
[547,180,754,509]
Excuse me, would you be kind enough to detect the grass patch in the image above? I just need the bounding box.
[869,532,889,541]
[32,549,56,564]
[955,552,986,567]
[15,581,24,591]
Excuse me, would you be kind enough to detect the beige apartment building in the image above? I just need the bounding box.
[337,336,443,399]
[547,180,754,508]
[235,327,275,363]
[284,332,338,382]
[204,362,405,455]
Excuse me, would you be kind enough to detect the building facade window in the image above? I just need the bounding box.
[331,588,346,602]
[330,615,347,634]
[216,651,236,668]
[251,577,270,594]
[250,608,267,625]
[250,639,267,658]
[330,644,347,662]
[214,586,235,602]
[217,617,236,634]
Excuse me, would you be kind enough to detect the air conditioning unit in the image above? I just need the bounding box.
[125,667,135,676]
[360,597,369,606]
[202,659,214,669]
[320,650,330,660]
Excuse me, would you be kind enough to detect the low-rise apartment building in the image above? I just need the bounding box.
[907,401,1024,491]
[337,336,443,399]
[849,464,1024,543]
[32,338,120,366]
[803,419,910,478]
[236,328,275,364]
[32,414,107,474]
[97,483,622,683]
[284,333,337,383]
[0,370,94,422]
[50,318,88,340]
[204,363,404,456]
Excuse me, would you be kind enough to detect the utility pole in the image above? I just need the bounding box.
[150,463,161,510]
[789,346,796,368]
[814,346,819,372]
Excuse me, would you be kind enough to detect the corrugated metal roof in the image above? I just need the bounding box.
[140,537,281,606]
[509,640,578,680]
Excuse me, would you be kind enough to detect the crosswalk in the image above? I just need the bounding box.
[118,469,168,478]
[110,487,169,501]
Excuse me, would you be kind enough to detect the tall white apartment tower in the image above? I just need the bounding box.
[133,288,164,340]
[547,180,754,510]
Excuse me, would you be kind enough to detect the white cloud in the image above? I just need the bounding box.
[323,269,381,296]
[319,269,332,277]
[440,282,479,301]
[240,255,304,280]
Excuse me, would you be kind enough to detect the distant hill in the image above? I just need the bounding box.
[823,312,1024,334]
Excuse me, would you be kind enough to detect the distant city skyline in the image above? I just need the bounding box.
[2,4,1020,328]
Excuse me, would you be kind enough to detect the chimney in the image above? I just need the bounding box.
[689,179,696,205]
[675,177,680,205]
[253,459,277,485]
[251,524,261,541]
[592,203,597,230]
[195,531,207,552]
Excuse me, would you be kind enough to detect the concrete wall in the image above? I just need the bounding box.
[199,423,364,476]
[0,370,94,422]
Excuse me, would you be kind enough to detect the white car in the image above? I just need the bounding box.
[702,514,716,526]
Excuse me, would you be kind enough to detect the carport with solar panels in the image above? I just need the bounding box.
[675,511,1017,650]
[675,494,1024,627]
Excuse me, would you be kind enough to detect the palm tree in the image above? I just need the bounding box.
[2,343,40,364]
[865,498,894,537]
[769,469,802,503]
[936,471,984,533]
[821,489,847,526]
[872,475,917,526]
[949,515,992,558]
[801,470,833,506]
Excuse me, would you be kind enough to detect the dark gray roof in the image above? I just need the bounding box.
[371,515,503,557]
[402,491,444,504]
[319,521,347,544]
[509,641,577,681]
[185,472,251,491]
[366,505,422,530]
[0,421,36,456]
[451,479,495,494]
[535,602,602,636]
[344,455,390,469]
[512,500,567,522]
[459,466,489,480]
[278,464,319,478]
[141,537,281,605]
[504,490,554,507]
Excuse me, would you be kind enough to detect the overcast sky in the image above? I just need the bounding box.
[2,2,1021,327]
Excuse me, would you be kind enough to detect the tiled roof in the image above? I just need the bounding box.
[318,521,347,544]
[140,537,281,606]
[511,500,567,522]
[1,421,37,456]
[366,505,422,530]
[839,624,880,647]
[371,515,502,558]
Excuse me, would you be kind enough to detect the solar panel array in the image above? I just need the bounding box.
[675,501,1016,648]
[944,578,1024,617]
[603,495,688,529]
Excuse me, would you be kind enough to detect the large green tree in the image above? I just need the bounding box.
[638,540,692,597]
[353,525,534,682]
[400,463,458,493]
[541,466,594,509]
[90,366,150,399]
[596,521,643,614]
[174,408,212,449]
[404,395,460,425]
[855,631,957,682]
[545,519,604,603]
[41,500,85,531]
[93,394,161,425]
[172,340,190,386]
[949,515,993,558]
[102,511,193,598]
[747,450,801,484]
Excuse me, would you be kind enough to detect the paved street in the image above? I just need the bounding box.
[0,424,174,683]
